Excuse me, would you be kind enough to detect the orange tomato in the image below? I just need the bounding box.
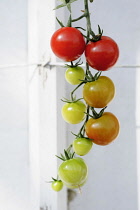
[83,76,115,108]
[85,112,120,145]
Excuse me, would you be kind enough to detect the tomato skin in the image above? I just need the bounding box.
[61,101,86,124]
[51,180,63,192]
[65,179,87,189]
[65,66,85,85]
[50,27,86,61]
[85,36,119,71]
[85,112,120,145]
[83,76,115,108]
[58,157,88,187]
[73,138,93,156]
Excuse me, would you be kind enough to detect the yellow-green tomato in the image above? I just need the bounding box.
[65,66,85,85]
[73,138,93,156]
[58,157,88,187]
[61,101,86,124]
[64,179,87,189]
[51,180,63,192]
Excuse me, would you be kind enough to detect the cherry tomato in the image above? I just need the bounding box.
[61,101,86,124]
[73,138,93,156]
[65,66,85,85]
[85,36,119,71]
[85,112,120,145]
[58,157,88,188]
[65,179,87,189]
[51,180,63,192]
[50,27,86,61]
[83,76,115,108]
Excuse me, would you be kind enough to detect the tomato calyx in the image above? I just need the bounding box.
[85,106,107,119]
[84,25,103,42]
[61,96,83,103]
[81,71,102,83]
[72,132,93,141]
[65,59,83,68]
[56,145,75,161]
[47,177,62,183]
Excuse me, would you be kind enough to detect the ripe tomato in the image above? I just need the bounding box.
[73,138,93,156]
[65,66,85,85]
[85,112,120,145]
[50,27,86,61]
[61,101,86,124]
[58,157,88,188]
[85,36,119,71]
[51,180,63,192]
[83,76,115,108]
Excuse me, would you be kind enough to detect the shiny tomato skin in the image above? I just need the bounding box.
[58,157,88,187]
[85,36,119,71]
[50,27,86,61]
[61,101,86,124]
[51,180,63,192]
[65,66,85,85]
[73,138,93,156]
[83,76,115,108]
[65,179,87,189]
[85,112,120,145]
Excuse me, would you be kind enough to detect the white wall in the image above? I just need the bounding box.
[0,0,30,210]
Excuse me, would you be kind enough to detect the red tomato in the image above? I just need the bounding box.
[50,27,86,61]
[85,112,120,145]
[85,36,119,71]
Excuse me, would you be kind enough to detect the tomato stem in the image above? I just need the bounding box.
[72,14,86,22]
[77,105,90,136]
[70,81,85,101]
[84,0,92,42]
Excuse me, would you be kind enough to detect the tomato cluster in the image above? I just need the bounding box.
[49,0,120,193]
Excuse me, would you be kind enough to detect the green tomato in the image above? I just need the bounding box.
[61,101,86,124]
[58,157,88,187]
[65,66,85,85]
[64,179,87,189]
[51,180,63,192]
[73,138,93,156]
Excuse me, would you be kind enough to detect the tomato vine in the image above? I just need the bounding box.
[49,0,120,192]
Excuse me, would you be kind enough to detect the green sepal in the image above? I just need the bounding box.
[66,14,72,27]
[75,27,86,31]
[54,0,78,11]
[61,96,83,103]
[56,17,65,27]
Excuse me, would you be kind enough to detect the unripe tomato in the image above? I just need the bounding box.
[85,112,120,145]
[65,66,85,85]
[61,101,86,124]
[73,138,93,156]
[51,180,63,192]
[83,76,115,108]
[50,27,86,61]
[65,179,87,189]
[58,157,88,188]
[85,36,119,71]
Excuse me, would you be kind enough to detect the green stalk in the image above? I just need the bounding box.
[84,0,92,42]
[71,81,85,101]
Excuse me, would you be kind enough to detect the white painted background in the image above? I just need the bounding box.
[0,0,140,210]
